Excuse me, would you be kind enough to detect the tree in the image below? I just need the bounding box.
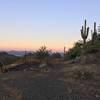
[35,46,51,63]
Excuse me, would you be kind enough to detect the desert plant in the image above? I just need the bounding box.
[98,26,100,33]
[65,47,81,60]
[0,52,20,65]
[24,51,27,64]
[81,20,89,44]
[35,46,51,63]
[0,61,4,73]
[91,22,97,44]
[51,52,62,59]
[64,46,66,56]
[64,41,83,60]
[73,71,94,80]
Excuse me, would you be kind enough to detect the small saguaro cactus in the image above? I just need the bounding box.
[91,22,97,44]
[81,20,89,44]
[64,46,66,56]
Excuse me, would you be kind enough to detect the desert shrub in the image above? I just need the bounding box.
[82,44,98,54]
[82,35,100,54]
[65,34,100,60]
[51,52,62,59]
[0,52,20,65]
[73,71,94,80]
[65,41,82,60]
[35,46,51,62]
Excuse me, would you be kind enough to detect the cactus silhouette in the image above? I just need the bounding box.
[81,20,89,44]
[64,46,66,56]
[91,22,97,44]
[98,26,100,32]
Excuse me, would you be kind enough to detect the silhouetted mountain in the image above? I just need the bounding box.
[7,50,33,56]
[7,50,26,56]
[0,52,19,65]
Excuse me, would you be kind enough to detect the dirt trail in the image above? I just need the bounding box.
[0,64,100,100]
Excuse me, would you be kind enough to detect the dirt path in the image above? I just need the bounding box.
[0,65,100,100]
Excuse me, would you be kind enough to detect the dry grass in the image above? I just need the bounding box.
[0,62,100,100]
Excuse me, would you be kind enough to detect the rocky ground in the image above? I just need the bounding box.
[0,63,100,100]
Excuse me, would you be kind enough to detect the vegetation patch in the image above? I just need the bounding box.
[73,70,94,80]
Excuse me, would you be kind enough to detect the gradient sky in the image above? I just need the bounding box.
[0,0,100,51]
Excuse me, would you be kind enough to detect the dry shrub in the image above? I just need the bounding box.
[73,70,94,80]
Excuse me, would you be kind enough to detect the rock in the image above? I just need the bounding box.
[30,68,34,71]
[39,63,47,68]
[23,69,27,71]
[95,94,99,98]
[80,84,84,87]
[74,54,98,64]
[38,62,48,72]
[67,88,72,94]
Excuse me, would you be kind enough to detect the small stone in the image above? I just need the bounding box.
[95,94,99,98]
[67,88,72,94]
[80,84,84,87]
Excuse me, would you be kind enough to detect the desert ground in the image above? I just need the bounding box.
[0,62,100,100]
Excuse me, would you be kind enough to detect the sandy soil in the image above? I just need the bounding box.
[0,63,100,100]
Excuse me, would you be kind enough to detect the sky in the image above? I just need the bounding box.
[0,0,100,51]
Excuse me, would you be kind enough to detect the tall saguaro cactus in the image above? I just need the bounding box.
[81,20,89,44]
[91,22,97,44]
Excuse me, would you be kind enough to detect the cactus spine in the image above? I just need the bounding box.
[91,22,97,44]
[81,20,89,44]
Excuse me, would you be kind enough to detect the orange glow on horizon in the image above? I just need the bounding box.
[0,40,74,52]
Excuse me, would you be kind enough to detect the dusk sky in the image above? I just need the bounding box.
[0,0,100,51]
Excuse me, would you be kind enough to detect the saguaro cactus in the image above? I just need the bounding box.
[81,20,89,44]
[91,22,97,44]
[98,26,100,33]
[64,46,66,56]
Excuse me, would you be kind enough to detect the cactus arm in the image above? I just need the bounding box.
[94,22,96,33]
[87,27,89,36]
[91,30,93,36]
[81,26,84,38]
[84,19,86,34]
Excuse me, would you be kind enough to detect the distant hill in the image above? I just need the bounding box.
[0,52,20,65]
[7,50,26,56]
[7,50,33,56]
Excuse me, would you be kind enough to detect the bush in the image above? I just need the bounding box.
[0,52,20,65]
[35,46,51,62]
[65,34,100,60]
[51,52,62,59]
[73,71,94,80]
[65,41,82,60]
[82,44,98,54]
